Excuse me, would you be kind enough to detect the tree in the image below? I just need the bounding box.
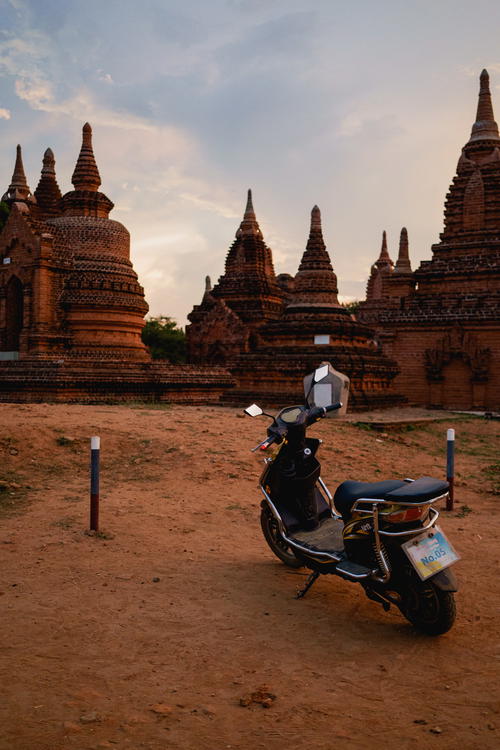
[341,300,360,316]
[141,316,186,363]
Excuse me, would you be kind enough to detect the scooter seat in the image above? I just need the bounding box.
[334,479,407,519]
[385,476,449,503]
[334,477,450,519]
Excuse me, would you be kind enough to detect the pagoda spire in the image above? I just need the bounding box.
[62,123,113,218]
[237,188,262,237]
[302,204,327,258]
[71,123,101,191]
[2,144,36,206]
[365,230,393,300]
[373,230,394,271]
[394,227,412,273]
[289,205,339,307]
[11,145,29,193]
[469,69,499,143]
[34,148,62,217]
[309,203,323,236]
[380,230,388,257]
[372,229,394,272]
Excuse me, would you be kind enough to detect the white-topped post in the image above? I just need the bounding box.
[90,436,100,531]
[446,428,455,511]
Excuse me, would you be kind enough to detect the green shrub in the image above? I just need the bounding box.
[141,316,186,363]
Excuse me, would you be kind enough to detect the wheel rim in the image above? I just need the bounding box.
[405,582,441,624]
[268,515,294,555]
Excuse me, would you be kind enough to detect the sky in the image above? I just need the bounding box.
[1,0,500,326]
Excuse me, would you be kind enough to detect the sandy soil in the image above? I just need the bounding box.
[0,403,499,750]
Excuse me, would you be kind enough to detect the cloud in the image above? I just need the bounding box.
[0,26,195,155]
[336,111,404,140]
[0,107,11,119]
[97,70,114,84]
[14,75,53,108]
[179,191,239,219]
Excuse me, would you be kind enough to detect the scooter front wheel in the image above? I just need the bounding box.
[260,506,303,568]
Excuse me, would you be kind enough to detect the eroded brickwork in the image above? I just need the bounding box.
[358,70,500,410]
[187,202,403,409]
[0,125,233,403]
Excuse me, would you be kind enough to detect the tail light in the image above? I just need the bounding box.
[382,504,430,524]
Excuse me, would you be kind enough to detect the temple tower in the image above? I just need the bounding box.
[46,123,148,359]
[287,205,339,308]
[186,190,285,364]
[209,189,284,324]
[366,231,394,301]
[359,70,500,409]
[0,123,148,360]
[0,124,233,402]
[2,145,36,211]
[226,207,402,408]
[394,228,411,273]
[34,149,62,218]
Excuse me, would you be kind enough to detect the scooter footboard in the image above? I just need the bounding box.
[262,484,331,534]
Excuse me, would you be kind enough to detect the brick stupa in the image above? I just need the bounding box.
[358,70,500,410]
[187,199,402,408]
[0,125,232,402]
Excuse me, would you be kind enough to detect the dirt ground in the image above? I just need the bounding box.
[0,402,499,750]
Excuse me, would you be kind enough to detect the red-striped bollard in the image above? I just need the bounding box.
[446,428,455,511]
[90,436,100,531]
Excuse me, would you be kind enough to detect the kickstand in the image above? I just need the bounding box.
[364,587,391,612]
[295,571,320,599]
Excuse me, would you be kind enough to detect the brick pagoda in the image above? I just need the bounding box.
[358,70,500,410]
[187,198,402,408]
[0,124,233,402]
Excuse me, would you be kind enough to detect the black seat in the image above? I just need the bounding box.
[385,476,449,503]
[334,476,449,519]
[334,479,407,519]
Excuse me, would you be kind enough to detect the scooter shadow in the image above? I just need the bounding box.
[204,554,430,647]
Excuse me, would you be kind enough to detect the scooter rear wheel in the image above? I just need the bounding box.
[260,506,303,568]
[399,573,456,635]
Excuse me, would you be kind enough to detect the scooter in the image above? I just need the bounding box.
[244,363,459,635]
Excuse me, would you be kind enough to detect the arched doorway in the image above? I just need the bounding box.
[4,276,24,352]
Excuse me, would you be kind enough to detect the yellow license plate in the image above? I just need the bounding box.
[402,526,459,581]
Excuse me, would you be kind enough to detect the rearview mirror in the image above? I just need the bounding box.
[244,404,263,417]
[314,364,329,383]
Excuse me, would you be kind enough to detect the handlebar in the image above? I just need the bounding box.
[325,401,343,412]
[251,402,342,451]
[251,435,277,452]
[306,402,343,424]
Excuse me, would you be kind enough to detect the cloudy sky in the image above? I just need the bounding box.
[1,0,500,325]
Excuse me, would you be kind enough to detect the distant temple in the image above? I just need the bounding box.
[358,70,500,410]
[0,124,233,402]
[187,194,402,408]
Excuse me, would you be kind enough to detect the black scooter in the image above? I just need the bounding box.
[244,364,459,635]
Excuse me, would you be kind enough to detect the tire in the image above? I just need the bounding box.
[260,506,303,568]
[398,572,456,635]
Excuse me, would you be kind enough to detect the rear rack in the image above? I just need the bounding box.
[351,496,445,538]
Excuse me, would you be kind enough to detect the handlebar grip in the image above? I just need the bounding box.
[251,434,277,452]
[260,435,276,450]
[325,402,342,412]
